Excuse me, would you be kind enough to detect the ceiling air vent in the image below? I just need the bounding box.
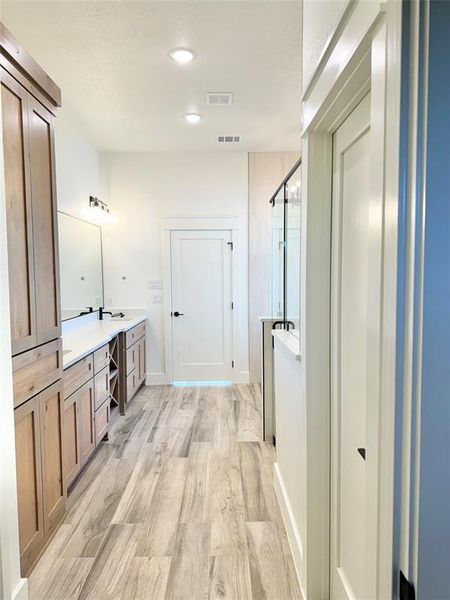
[218,136,240,143]
[207,92,233,105]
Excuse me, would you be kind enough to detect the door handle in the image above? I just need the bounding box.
[172,311,184,317]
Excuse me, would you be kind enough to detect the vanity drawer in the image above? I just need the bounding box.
[63,354,93,400]
[125,322,146,349]
[13,339,62,408]
[93,344,109,375]
[126,345,137,376]
[95,401,110,446]
[94,366,110,410]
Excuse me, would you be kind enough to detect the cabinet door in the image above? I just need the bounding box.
[63,391,80,487]
[126,344,136,376]
[14,396,44,575]
[1,68,36,355]
[27,95,61,345]
[39,381,65,535]
[78,380,95,466]
[138,338,146,386]
[94,366,110,410]
[126,370,136,402]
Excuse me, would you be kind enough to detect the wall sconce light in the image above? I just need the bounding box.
[89,196,110,214]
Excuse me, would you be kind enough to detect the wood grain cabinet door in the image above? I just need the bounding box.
[38,381,65,535]
[94,366,110,410]
[14,396,44,575]
[62,391,80,487]
[1,67,37,355]
[138,338,146,386]
[77,380,95,466]
[27,95,61,345]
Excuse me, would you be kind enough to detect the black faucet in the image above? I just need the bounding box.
[98,307,112,320]
[79,306,94,316]
[98,307,125,320]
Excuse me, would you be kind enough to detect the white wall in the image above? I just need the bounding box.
[100,151,249,383]
[302,0,349,90]
[54,104,102,221]
[273,339,306,598]
[52,106,250,383]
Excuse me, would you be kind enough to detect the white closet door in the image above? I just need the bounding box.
[171,229,233,382]
[330,93,378,599]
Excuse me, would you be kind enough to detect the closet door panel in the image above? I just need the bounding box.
[1,67,36,354]
[27,96,61,344]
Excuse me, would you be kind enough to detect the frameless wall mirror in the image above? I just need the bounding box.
[58,212,104,320]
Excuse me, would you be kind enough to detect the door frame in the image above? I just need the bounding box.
[299,2,402,598]
[162,216,246,385]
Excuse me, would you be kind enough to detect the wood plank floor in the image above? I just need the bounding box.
[29,384,302,600]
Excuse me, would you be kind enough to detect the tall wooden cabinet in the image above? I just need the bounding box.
[1,22,64,576]
[1,66,60,354]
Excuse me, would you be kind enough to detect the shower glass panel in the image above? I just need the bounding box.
[285,165,301,336]
[269,158,301,333]
[271,187,285,319]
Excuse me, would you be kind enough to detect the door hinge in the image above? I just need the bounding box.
[231,301,234,310]
[227,241,234,251]
[400,571,415,600]
[232,360,235,368]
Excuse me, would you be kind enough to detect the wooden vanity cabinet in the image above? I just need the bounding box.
[62,344,111,487]
[14,381,65,575]
[120,322,146,413]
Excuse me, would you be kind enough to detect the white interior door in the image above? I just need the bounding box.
[330,93,381,599]
[171,229,233,382]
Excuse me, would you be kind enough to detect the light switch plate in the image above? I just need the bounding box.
[148,280,162,290]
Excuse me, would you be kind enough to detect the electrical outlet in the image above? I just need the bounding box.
[152,294,162,304]
[148,280,162,290]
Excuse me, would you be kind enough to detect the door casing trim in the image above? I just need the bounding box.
[297,1,402,597]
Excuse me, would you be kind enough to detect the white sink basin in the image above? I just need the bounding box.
[110,317,132,322]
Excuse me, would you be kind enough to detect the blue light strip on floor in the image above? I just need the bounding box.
[173,381,233,388]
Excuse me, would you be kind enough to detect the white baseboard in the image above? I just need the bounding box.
[234,370,250,384]
[273,463,306,600]
[12,578,28,600]
[146,371,250,386]
[146,372,170,386]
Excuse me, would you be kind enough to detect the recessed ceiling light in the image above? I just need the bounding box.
[184,113,201,124]
[170,48,194,64]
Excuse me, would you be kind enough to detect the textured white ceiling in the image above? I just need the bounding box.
[1,0,301,152]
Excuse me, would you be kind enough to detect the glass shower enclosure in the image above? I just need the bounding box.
[270,159,301,336]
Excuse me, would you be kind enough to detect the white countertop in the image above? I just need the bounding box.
[62,316,147,369]
[272,329,301,361]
